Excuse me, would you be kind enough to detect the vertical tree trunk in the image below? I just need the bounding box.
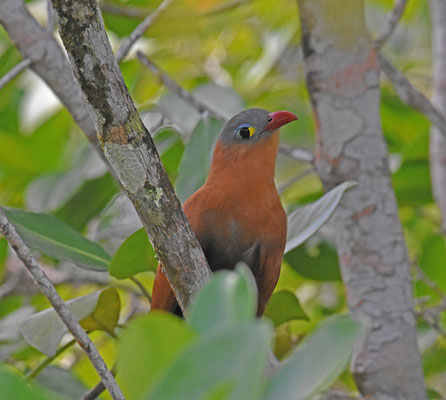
[296,1,427,399]
[429,0,446,231]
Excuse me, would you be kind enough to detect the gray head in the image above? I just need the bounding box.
[218,108,298,146]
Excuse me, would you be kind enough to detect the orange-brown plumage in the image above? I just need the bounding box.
[151,109,297,316]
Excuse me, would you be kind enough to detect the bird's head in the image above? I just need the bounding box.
[218,108,298,146]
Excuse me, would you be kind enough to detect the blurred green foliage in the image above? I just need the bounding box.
[0,0,445,398]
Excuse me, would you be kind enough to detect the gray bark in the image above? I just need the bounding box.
[429,0,446,231]
[296,1,427,399]
[50,0,211,312]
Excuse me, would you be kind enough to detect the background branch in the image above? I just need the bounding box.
[115,0,173,63]
[0,208,124,400]
[374,0,408,50]
[378,53,446,138]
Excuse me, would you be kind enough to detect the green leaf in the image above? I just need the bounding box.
[3,208,111,270]
[285,241,341,281]
[79,288,121,335]
[264,290,309,327]
[109,228,158,279]
[0,365,61,400]
[20,289,115,357]
[264,315,362,400]
[145,321,271,400]
[35,366,87,400]
[0,237,7,281]
[392,159,433,207]
[175,118,222,203]
[55,173,119,232]
[188,263,257,334]
[117,313,197,400]
[419,235,446,293]
[285,181,356,253]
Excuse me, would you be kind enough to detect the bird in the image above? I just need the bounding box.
[151,108,298,316]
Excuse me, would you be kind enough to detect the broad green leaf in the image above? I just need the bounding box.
[175,118,222,202]
[20,290,112,356]
[285,181,356,253]
[0,237,7,281]
[0,365,61,400]
[26,145,108,214]
[392,159,432,207]
[117,313,197,400]
[79,288,121,335]
[264,315,362,400]
[285,241,342,281]
[419,235,446,292]
[3,208,111,270]
[109,228,157,279]
[188,263,257,334]
[146,321,271,400]
[55,173,119,231]
[35,366,87,400]
[264,290,309,327]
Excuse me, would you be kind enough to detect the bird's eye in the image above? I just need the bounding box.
[236,124,254,139]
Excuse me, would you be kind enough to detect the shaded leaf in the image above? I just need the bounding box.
[264,315,362,400]
[264,290,309,327]
[20,290,111,356]
[79,288,121,335]
[392,159,432,206]
[0,237,7,281]
[109,228,157,279]
[146,322,271,400]
[55,173,119,232]
[285,241,341,281]
[35,366,87,400]
[0,366,61,400]
[188,263,257,334]
[175,117,222,202]
[117,313,197,400]
[3,208,110,270]
[419,235,446,292]
[285,181,356,253]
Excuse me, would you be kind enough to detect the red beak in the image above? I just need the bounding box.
[265,110,298,132]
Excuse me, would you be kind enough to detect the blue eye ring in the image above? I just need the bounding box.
[236,124,255,139]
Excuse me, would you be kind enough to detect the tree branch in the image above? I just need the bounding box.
[50,0,211,313]
[374,0,408,50]
[378,53,446,138]
[115,0,173,63]
[0,208,124,400]
[0,58,31,90]
[428,0,446,231]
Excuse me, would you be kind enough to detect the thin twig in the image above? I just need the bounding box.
[130,276,151,303]
[137,51,226,121]
[26,338,76,379]
[101,2,148,19]
[46,0,56,33]
[374,0,408,50]
[278,167,315,195]
[202,0,250,16]
[81,365,117,400]
[0,58,31,90]
[0,208,125,400]
[115,0,173,63]
[278,143,314,164]
[378,53,446,138]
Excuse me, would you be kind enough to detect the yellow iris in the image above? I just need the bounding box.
[248,126,255,137]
